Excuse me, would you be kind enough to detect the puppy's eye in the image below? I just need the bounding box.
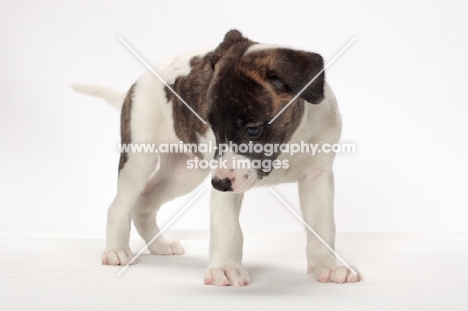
[245,126,262,138]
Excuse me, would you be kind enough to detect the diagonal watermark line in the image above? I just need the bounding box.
[118,36,207,124]
[268,37,356,124]
[268,187,357,276]
[117,187,206,276]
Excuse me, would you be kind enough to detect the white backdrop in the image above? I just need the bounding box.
[1,0,467,233]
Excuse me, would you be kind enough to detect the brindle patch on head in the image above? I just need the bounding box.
[164,29,254,153]
[207,40,324,177]
[241,48,325,105]
[164,29,324,179]
[118,83,135,172]
[208,47,308,144]
[210,29,255,70]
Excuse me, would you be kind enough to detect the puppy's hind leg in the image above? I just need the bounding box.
[132,183,186,256]
[133,153,209,256]
[102,152,158,266]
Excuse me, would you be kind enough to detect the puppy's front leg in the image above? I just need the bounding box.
[204,190,250,286]
[299,169,362,283]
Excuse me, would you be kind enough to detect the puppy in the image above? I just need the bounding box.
[72,29,361,286]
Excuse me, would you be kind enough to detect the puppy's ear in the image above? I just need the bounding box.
[210,29,250,69]
[269,49,325,104]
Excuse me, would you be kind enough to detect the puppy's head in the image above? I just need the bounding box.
[207,30,325,193]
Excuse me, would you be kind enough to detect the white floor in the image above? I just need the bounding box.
[1,231,467,310]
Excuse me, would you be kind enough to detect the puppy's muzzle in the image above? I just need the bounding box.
[211,177,233,192]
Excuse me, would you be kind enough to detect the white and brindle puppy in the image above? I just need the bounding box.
[72,29,361,286]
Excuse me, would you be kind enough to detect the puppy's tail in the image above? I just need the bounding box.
[70,83,125,109]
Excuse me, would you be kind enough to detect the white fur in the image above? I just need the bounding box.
[212,151,258,193]
[70,83,125,108]
[73,47,361,285]
[204,191,249,286]
[244,43,280,54]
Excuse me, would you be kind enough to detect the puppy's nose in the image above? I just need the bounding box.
[211,177,232,192]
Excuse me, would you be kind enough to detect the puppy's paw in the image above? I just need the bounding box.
[148,238,185,255]
[204,266,250,287]
[309,265,363,283]
[101,249,134,266]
